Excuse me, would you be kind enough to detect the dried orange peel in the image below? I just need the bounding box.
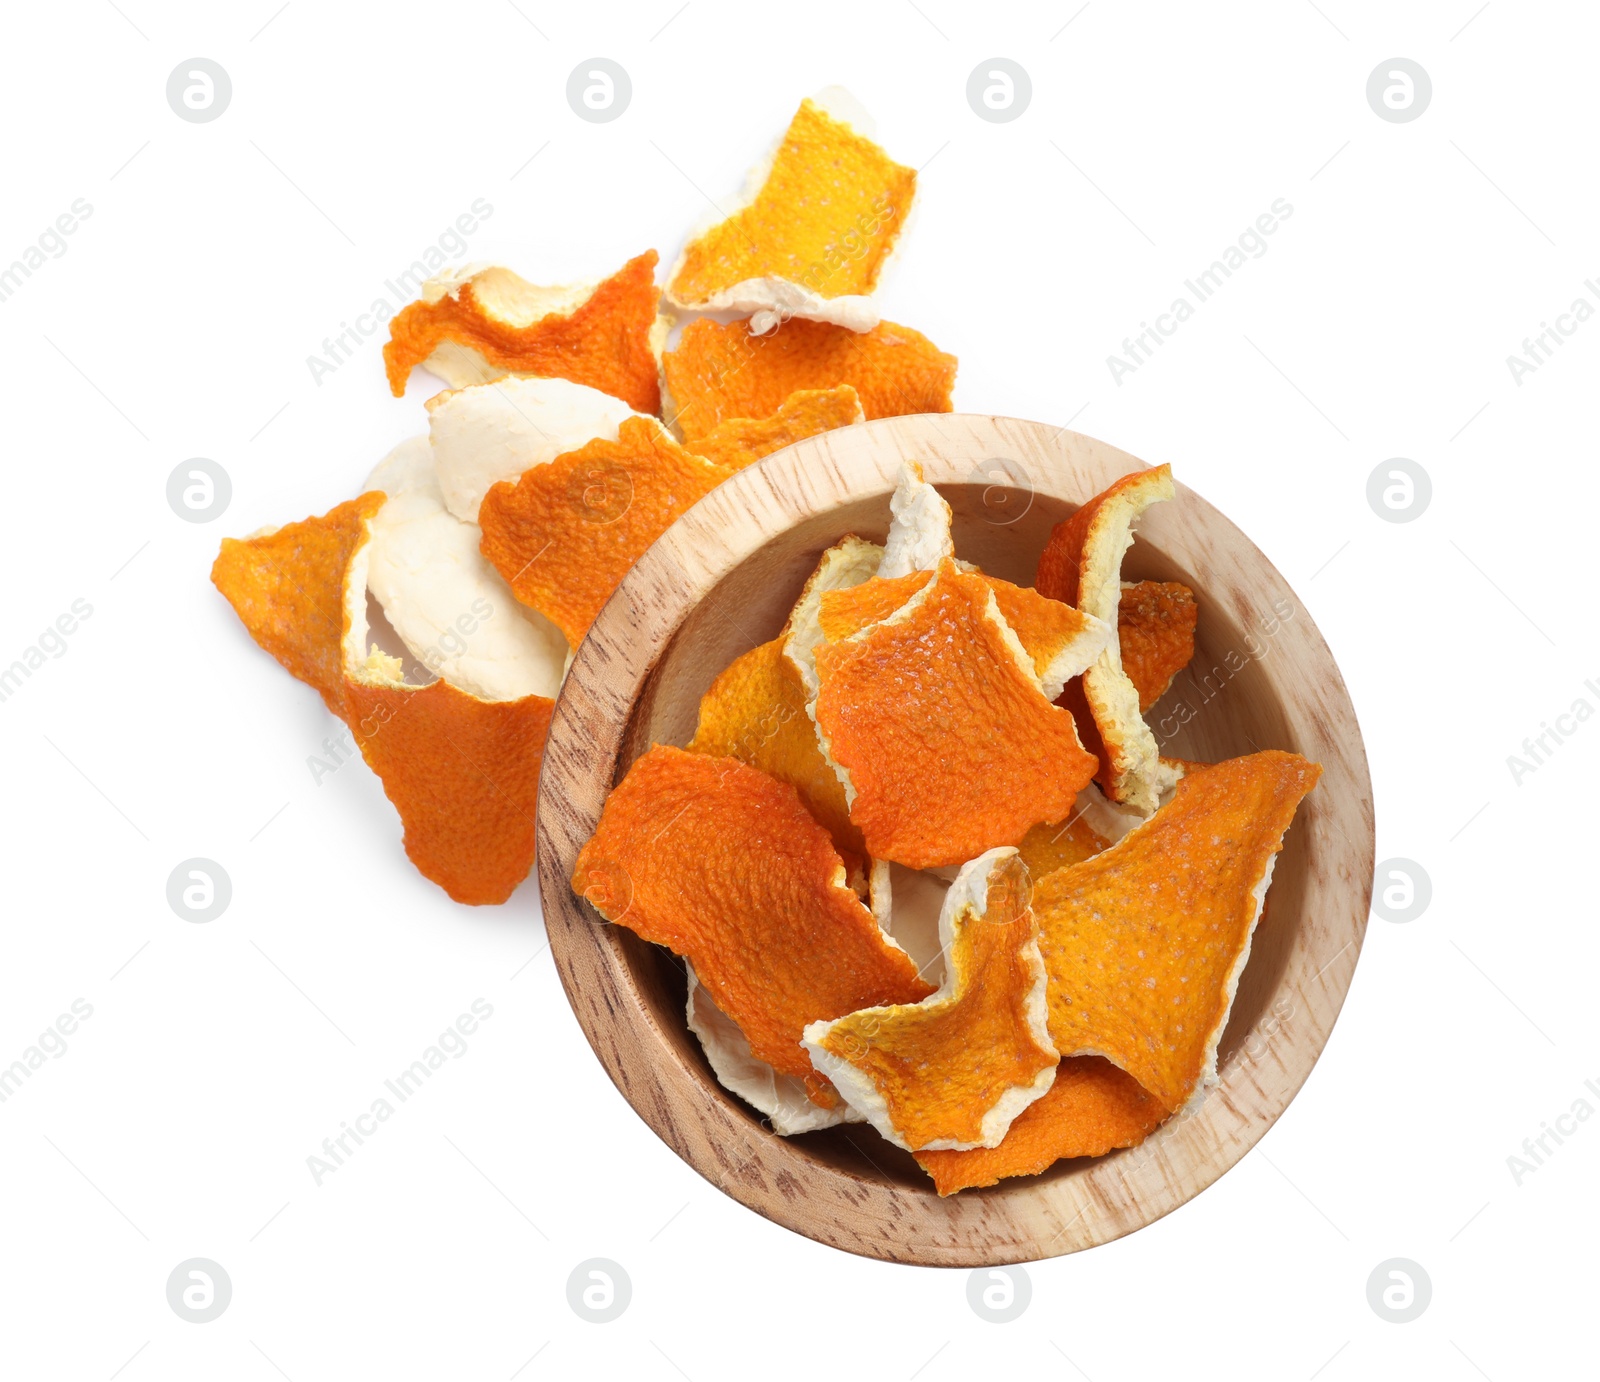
[690,386,863,472]
[1033,750,1321,1112]
[361,437,568,701]
[478,416,730,647]
[916,1056,1166,1195]
[212,491,386,716]
[665,93,915,334]
[1119,579,1197,711]
[685,963,862,1135]
[814,560,1100,868]
[383,251,664,412]
[686,634,859,855]
[1037,465,1177,812]
[572,746,933,1100]
[662,316,956,444]
[426,374,643,524]
[805,848,1058,1151]
[214,439,563,906]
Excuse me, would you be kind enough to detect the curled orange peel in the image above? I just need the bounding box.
[665,94,915,334]
[382,250,664,412]
[1036,465,1176,812]
[689,386,862,472]
[804,848,1058,1151]
[813,561,1100,869]
[661,316,956,444]
[214,467,558,905]
[477,416,730,647]
[1033,749,1321,1113]
[571,746,933,1100]
[211,492,386,716]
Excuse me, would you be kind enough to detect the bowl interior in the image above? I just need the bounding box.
[616,480,1308,1192]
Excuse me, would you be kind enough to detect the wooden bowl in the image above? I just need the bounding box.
[536,415,1374,1266]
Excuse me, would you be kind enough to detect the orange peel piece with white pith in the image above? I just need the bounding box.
[665,95,915,334]
[661,316,956,444]
[1120,579,1197,711]
[477,416,730,648]
[820,571,1110,702]
[804,848,1058,1151]
[382,251,663,412]
[214,486,556,906]
[1033,750,1321,1113]
[690,386,863,472]
[686,636,861,856]
[211,493,386,716]
[915,1056,1166,1194]
[814,561,1100,869]
[1036,465,1177,812]
[571,746,933,1103]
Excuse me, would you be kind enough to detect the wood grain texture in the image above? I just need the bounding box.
[536,414,1374,1266]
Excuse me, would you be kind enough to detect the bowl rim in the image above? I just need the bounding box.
[535,412,1375,1266]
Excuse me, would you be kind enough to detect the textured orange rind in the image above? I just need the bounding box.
[805,849,1058,1151]
[383,251,663,412]
[571,747,933,1102]
[665,96,915,334]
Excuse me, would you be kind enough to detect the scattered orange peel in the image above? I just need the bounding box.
[478,416,731,647]
[213,441,562,906]
[689,386,863,472]
[805,848,1058,1151]
[665,92,915,334]
[572,746,933,1100]
[211,491,386,716]
[1036,465,1177,812]
[1033,750,1321,1112]
[814,560,1100,868]
[383,251,664,412]
[662,316,956,444]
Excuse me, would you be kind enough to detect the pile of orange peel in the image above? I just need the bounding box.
[576,460,1319,1192]
[213,90,1321,1191]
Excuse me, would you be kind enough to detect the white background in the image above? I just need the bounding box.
[2,1,1595,1377]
